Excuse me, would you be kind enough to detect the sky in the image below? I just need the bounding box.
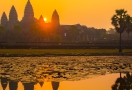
[0,0,132,30]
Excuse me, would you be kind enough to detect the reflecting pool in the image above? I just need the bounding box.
[0,56,132,90]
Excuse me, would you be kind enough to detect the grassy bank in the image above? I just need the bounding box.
[0,49,132,56]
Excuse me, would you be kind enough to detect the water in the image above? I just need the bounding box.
[0,73,125,90]
[0,56,132,90]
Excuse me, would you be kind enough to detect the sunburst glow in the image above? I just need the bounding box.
[44,18,47,22]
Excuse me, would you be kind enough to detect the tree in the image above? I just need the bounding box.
[29,24,40,42]
[114,33,119,40]
[107,28,116,34]
[29,23,46,43]
[0,25,6,35]
[0,25,6,42]
[13,24,22,42]
[96,29,106,40]
[111,9,131,52]
[111,72,132,90]
[101,33,107,39]
[68,25,79,42]
[13,24,22,34]
[53,34,62,42]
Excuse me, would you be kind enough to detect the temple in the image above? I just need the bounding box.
[0,0,60,31]
[0,0,119,46]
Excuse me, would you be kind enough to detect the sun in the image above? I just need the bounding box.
[44,18,47,22]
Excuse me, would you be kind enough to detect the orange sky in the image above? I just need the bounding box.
[0,0,132,30]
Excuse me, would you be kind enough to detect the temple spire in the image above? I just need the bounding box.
[51,9,60,27]
[7,5,18,30]
[22,0,34,21]
[39,15,45,23]
[21,0,35,28]
[1,12,8,26]
[9,5,18,23]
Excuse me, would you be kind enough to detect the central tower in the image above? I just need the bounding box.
[21,0,35,29]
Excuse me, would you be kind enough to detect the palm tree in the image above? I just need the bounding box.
[111,72,132,90]
[111,9,130,52]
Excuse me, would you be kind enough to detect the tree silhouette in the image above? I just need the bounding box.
[13,24,22,42]
[68,25,79,42]
[0,25,6,42]
[111,9,130,52]
[0,25,6,35]
[29,24,41,43]
[112,72,132,90]
[13,24,22,34]
[53,34,62,42]
[101,33,107,40]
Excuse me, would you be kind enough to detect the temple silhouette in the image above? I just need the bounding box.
[0,77,60,90]
[0,0,131,47]
[0,0,60,30]
[22,82,35,90]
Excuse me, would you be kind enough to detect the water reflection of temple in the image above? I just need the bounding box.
[52,81,60,90]
[39,82,44,87]
[9,80,18,90]
[0,78,18,90]
[0,78,60,90]
[1,77,8,90]
[22,81,60,90]
[22,82,35,90]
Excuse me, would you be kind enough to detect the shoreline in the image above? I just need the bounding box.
[0,52,132,57]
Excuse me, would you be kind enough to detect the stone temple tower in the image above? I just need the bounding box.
[51,10,60,27]
[1,12,8,26]
[9,6,18,23]
[21,0,35,28]
[8,5,18,29]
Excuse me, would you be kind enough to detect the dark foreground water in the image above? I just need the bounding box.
[0,56,132,90]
